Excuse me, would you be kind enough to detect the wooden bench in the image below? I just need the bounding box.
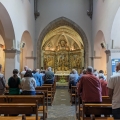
[6,95,45,120]
[77,96,113,120]
[82,103,112,120]
[43,80,56,99]
[70,86,77,105]
[36,90,48,118]
[0,103,40,120]
[36,86,53,105]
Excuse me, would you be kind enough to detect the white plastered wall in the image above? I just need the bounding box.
[92,0,120,78]
[35,0,92,66]
[0,0,35,79]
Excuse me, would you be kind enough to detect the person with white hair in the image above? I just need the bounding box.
[21,66,28,78]
[69,69,79,89]
[44,67,54,84]
[33,69,42,86]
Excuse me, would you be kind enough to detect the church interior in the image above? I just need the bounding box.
[0,0,120,119]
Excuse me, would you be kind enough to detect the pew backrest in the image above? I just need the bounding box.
[0,103,38,120]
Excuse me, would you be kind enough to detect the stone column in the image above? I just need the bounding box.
[105,50,111,80]
[4,49,20,81]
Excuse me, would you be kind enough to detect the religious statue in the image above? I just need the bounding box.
[57,54,69,71]
[56,39,70,51]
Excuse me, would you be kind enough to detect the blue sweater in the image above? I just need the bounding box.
[33,73,42,86]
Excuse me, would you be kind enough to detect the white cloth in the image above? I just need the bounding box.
[21,77,36,91]
[107,70,120,109]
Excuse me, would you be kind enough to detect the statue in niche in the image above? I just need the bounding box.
[56,39,70,51]
[57,54,69,71]
[44,56,54,69]
[44,57,47,69]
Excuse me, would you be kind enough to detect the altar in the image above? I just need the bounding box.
[55,71,70,82]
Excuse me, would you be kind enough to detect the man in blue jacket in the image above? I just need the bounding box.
[33,69,42,86]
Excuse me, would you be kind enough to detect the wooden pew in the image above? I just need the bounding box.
[36,90,48,118]
[6,95,45,120]
[77,96,112,120]
[0,103,40,120]
[43,80,56,99]
[70,86,77,105]
[82,103,112,120]
[36,86,53,105]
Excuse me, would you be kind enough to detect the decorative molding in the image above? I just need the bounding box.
[3,49,20,54]
[90,56,102,59]
[26,57,36,59]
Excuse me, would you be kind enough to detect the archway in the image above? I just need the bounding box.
[37,17,89,70]
[20,31,33,71]
[0,2,15,49]
[111,6,120,49]
[0,2,15,76]
[0,35,5,73]
[94,30,106,73]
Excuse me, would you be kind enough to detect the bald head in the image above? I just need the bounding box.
[116,62,120,72]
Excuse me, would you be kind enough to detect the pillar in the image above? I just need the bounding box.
[4,49,20,81]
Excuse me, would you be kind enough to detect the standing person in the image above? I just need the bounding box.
[107,62,120,119]
[0,64,6,95]
[78,66,102,102]
[78,66,102,117]
[21,70,36,95]
[98,74,108,96]
[44,67,54,84]
[8,69,21,95]
[33,69,42,86]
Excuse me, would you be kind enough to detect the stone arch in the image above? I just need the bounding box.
[111,6,120,49]
[0,2,15,49]
[20,31,33,71]
[37,17,89,68]
[94,30,106,72]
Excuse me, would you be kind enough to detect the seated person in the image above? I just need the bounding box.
[44,67,54,84]
[69,69,79,89]
[33,69,42,86]
[78,69,87,82]
[8,69,21,95]
[21,70,36,95]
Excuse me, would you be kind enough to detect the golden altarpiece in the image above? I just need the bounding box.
[42,35,84,74]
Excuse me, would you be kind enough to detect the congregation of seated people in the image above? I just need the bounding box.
[0,65,55,96]
[1,62,120,119]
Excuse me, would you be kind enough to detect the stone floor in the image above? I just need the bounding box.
[47,88,76,120]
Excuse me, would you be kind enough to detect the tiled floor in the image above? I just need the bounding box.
[47,88,76,120]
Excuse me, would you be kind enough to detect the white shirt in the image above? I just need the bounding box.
[107,70,120,109]
[21,77,36,91]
